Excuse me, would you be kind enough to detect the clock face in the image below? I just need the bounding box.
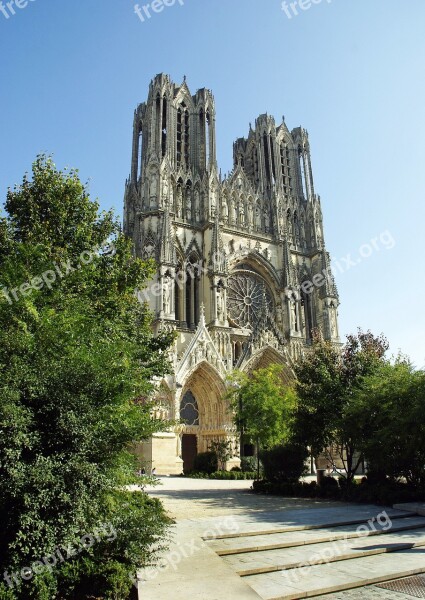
[227,269,274,328]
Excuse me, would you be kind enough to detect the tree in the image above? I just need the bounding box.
[294,330,389,483]
[351,359,425,486]
[208,440,234,471]
[0,156,174,599]
[228,365,296,479]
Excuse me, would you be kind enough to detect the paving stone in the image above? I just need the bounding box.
[139,479,425,600]
[315,585,416,599]
[222,526,425,575]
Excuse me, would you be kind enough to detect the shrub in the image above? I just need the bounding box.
[253,475,425,505]
[192,451,218,474]
[259,443,308,482]
[240,456,259,473]
[187,471,256,480]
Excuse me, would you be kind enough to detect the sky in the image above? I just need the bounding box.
[0,0,424,366]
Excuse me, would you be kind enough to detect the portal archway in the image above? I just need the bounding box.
[242,346,295,384]
[179,362,235,462]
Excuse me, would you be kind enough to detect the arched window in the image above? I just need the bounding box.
[137,130,143,179]
[185,254,200,329]
[177,103,190,167]
[180,391,199,426]
[199,108,205,166]
[299,147,308,199]
[155,94,161,152]
[253,147,259,184]
[161,95,167,158]
[263,133,271,185]
[184,106,190,166]
[206,110,211,166]
[301,289,313,342]
[280,142,291,193]
[177,108,182,166]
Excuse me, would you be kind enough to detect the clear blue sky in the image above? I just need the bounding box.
[1,0,424,365]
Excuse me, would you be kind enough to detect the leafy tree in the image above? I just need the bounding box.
[0,156,174,599]
[294,330,388,483]
[228,365,297,479]
[208,440,234,471]
[351,359,425,486]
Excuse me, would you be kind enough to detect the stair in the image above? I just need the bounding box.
[204,513,425,599]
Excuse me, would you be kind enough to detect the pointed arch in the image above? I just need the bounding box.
[242,347,295,384]
[180,361,228,432]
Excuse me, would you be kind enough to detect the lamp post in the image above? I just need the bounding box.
[229,380,244,461]
[239,393,244,460]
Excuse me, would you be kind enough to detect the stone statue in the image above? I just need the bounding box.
[221,197,228,221]
[149,177,157,208]
[239,201,245,226]
[230,198,236,224]
[163,278,171,314]
[162,176,168,205]
[185,194,191,221]
[247,202,253,227]
[210,186,217,216]
[292,301,298,330]
[176,186,183,218]
[255,205,262,230]
[264,208,270,232]
[217,287,225,320]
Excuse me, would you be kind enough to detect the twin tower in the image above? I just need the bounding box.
[123,73,340,472]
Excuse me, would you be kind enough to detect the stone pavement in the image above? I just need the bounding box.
[315,587,419,599]
[136,477,425,599]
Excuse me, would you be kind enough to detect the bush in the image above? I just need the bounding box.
[0,491,170,600]
[259,443,308,482]
[240,456,259,473]
[253,475,425,505]
[187,471,256,480]
[192,451,218,475]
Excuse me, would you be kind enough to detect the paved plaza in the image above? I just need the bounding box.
[137,477,425,599]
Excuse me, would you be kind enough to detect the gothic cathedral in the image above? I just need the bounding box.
[124,74,340,474]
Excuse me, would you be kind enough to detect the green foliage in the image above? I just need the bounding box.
[55,491,170,600]
[187,471,256,480]
[208,440,234,471]
[228,365,296,449]
[350,360,425,486]
[253,476,425,505]
[192,451,218,475]
[259,443,308,482]
[294,330,389,482]
[240,456,260,473]
[0,156,173,598]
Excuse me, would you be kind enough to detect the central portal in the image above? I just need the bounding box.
[181,434,197,472]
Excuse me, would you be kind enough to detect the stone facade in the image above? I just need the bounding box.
[124,73,340,474]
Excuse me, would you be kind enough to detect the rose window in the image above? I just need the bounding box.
[227,270,273,328]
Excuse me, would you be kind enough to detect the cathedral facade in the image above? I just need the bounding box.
[124,74,340,474]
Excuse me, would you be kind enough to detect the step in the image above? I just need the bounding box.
[245,548,425,599]
[206,515,425,556]
[202,509,413,540]
[394,502,425,517]
[223,526,425,576]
